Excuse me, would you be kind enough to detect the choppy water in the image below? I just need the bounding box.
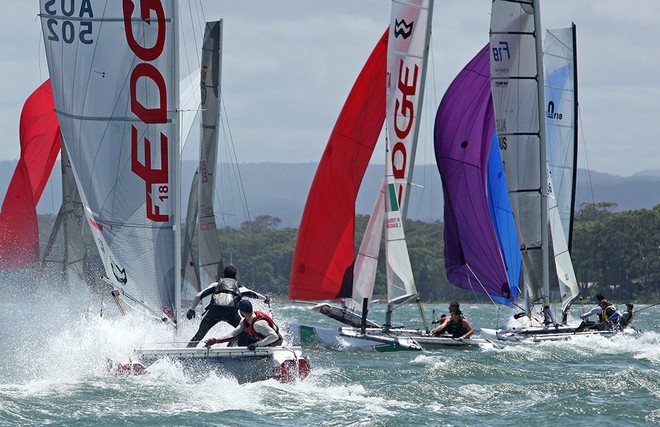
[1,274,658,426]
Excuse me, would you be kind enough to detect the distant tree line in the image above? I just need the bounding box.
[218,203,659,304]
[34,203,659,304]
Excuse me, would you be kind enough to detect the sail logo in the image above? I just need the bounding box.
[492,41,510,62]
[111,261,128,285]
[42,0,95,45]
[124,0,171,223]
[496,119,508,150]
[391,59,419,206]
[546,101,563,120]
[200,159,209,184]
[393,19,414,39]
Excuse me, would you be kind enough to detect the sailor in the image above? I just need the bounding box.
[587,299,621,331]
[579,293,606,321]
[204,299,283,349]
[599,299,621,329]
[619,303,635,330]
[433,301,467,325]
[185,264,269,348]
[430,307,474,340]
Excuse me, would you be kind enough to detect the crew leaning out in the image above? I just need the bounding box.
[204,299,283,350]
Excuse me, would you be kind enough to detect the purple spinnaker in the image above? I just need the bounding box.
[434,44,513,301]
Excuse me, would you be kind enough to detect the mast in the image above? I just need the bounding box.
[568,22,578,253]
[174,0,182,333]
[534,0,550,302]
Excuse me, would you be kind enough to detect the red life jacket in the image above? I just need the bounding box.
[243,311,279,339]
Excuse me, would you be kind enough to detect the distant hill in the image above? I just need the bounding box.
[1,160,658,227]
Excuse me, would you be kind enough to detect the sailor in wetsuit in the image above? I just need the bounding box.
[430,307,474,340]
[185,265,268,348]
[204,299,283,349]
[619,303,635,330]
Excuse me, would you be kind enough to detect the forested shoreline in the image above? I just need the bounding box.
[36,203,659,304]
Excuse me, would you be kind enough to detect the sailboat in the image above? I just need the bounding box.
[38,1,309,382]
[288,0,489,351]
[478,1,620,342]
[434,43,522,311]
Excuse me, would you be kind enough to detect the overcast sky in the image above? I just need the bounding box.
[1,0,659,177]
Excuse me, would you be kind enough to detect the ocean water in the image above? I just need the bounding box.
[0,274,658,426]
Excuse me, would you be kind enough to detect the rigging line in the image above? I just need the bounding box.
[634,302,660,313]
[196,0,207,25]
[576,103,596,205]
[465,263,498,306]
[219,93,252,227]
[179,1,202,84]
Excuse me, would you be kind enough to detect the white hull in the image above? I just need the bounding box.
[126,346,310,383]
[480,326,633,343]
[289,324,492,351]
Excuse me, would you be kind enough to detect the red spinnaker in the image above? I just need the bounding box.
[289,29,388,300]
[0,80,61,269]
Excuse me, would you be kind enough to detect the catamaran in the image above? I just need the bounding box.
[288,0,491,352]
[38,0,309,381]
[477,0,626,343]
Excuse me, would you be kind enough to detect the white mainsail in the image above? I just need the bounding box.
[382,0,432,325]
[544,25,577,248]
[182,20,224,292]
[387,0,433,222]
[544,25,580,314]
[490,0,549,310]
[39,0,180,321]
[345,0,433,324]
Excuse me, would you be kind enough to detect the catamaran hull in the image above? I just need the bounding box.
[342,327,492,351]
[479,327,634,343]
[289,324,421,352]
[289,324,491,351]
[127,346,310,383]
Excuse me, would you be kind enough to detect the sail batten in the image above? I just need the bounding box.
[40,0,180,320]
[490,0,549,307]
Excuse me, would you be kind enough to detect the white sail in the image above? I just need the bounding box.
[384,0,432,306]
[182,20,224,292]
[384,160,416,307]
[39,0,180,321]
[386,0,433,221]
[544,26,577,247]
[349,180,386,312]
[547,167,580,312]
[490,0,549,308]
[196,20,224,286]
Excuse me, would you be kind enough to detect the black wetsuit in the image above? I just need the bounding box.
[433,316,468,338]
